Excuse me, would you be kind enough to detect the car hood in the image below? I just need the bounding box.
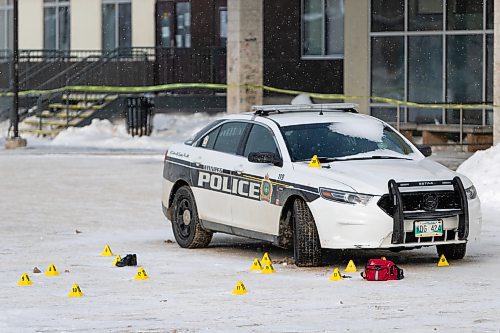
[293,158,466,196]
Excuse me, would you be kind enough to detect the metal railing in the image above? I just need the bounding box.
[369,102,493,146]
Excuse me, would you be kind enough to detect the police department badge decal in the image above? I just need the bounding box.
[260,174,273,202]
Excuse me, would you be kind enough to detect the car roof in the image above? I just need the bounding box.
[219,110,385,127]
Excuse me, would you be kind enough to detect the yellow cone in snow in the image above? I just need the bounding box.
[329,268,343,281]
[68,284,84,297]
[261,263,276,274]
[100,244,113,256]
[134,267,149,280]
[18,273,33,286]
[344,260,357,273]
[250,258,263,271]
[261,252,272,266]
[45,263,60,276]
[113,255,122,266]
[232,281,247,295]
[438,254,449,267]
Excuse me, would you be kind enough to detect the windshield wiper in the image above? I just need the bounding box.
[335,155,412,161]
[297,155,412,163]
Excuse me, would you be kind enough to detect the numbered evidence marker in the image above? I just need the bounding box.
[18,273,34,286]
[232,281,248,295]
[68,284,84,297]
[329,268,343,281]
[100,245,113,256]
[113,255,122,266]
[261,252,272,266]
[261,263,276,274]
[308,155,321,168]
[250,258,263,271]
[438,254,449,267]
[134,267,149,280]
[45,263,60,276]
[344,260,357,273]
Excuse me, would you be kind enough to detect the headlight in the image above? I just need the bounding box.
[465,185,477,200]
[319,188,373,205]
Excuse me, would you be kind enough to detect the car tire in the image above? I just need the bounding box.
[436,243,466,260]
[293,198,322,267]
[171,186,212,248]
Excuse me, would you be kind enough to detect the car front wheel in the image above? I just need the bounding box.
[436,243,466,260]
[293,198,322,267]
[171,186,212,248]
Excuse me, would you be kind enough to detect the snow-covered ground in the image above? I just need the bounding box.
[0,116,500,332]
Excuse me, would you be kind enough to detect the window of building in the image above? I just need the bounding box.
[43,0,70,51]
[0,0,12,50]
[102,0,131,51]
[219,7,227,48]
[369,0,493,125]
[302,0,344,58]
[175,2,191,48]
[156,0,191,48]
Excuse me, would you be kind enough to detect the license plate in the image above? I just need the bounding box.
[414,220,443,237]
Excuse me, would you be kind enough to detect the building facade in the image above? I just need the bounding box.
[0,0,496,129]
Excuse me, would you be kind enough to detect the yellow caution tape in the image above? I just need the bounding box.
[0,83,497,110]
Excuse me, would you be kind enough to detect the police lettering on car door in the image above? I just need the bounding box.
[196,169,261,200]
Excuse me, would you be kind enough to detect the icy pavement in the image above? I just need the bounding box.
[0,150,499,333]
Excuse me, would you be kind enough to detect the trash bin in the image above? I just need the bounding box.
[125,96,154,137]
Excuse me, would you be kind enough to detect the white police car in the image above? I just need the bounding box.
[162,104,481,266]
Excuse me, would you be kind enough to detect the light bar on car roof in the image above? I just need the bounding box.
[252,103,359,115]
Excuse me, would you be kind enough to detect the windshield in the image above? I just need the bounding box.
[282,122,414,162]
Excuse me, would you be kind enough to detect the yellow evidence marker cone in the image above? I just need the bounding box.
[232,281,248,295]
[438,254,449,267]
[68,284,84,297]
[134,267,150,280]
[100,245,113,256]
[250,258,263,271]
[344,260,357,273]
[308,155,321,168]
[261,263,276,274]
[329,268,343,281]
[261,252,272,266]
[45,264,60,276]
[18,273,34,286]
[113,255,122,266]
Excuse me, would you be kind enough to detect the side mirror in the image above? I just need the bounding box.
[416,145,432,157]
[248,152,283,167]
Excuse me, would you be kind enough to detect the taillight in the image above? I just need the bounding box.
[164,149,169,161]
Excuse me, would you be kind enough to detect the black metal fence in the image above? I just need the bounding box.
[0,47,226,91]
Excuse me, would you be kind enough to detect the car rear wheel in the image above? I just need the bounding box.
[293,198,322,267]
[436,243,466,260]
[171,186,212,248]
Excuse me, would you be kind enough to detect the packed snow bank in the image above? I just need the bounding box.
[457,144,500,206]
[0,113,222,151]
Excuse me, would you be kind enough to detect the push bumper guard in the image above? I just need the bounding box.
[388,177,469,244]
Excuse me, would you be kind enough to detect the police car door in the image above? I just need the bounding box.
[232,123,284,236]
[191,121,248,226]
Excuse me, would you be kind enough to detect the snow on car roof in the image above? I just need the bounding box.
[219,109,386,128]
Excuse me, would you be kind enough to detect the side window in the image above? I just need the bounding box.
[243,124,279,157]
[212,122,247,154]
[198,126,221,149]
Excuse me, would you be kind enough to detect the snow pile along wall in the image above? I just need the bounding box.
[457,144,500,206]
[0,113,221,151]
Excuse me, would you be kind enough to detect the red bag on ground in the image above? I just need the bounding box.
[362,259,404,281]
